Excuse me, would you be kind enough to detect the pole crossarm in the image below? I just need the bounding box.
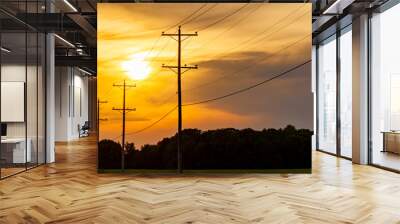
[97,99,109,143]
[162,64,198,74]
[161,33,198,36]
[112,107,136,112]
[113,83,136,88]
[162,26,197,43]
[162,65,198,69]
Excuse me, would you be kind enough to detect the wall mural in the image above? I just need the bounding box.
[97,3,312,172]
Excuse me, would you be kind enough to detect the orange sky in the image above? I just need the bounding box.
[98,3,312,147]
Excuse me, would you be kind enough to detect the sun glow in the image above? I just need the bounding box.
[121,53,152,80]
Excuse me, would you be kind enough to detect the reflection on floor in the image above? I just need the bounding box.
[0,163,42,178]
[373,150,400,170]
[0,167,25,178]
[0,136,400,223]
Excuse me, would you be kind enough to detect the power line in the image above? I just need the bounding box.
[125,106,178,136]
[223,4,308,55]
[187,3,263,55]
[99,5,206,101]
[99,36,172,103]
[144,36,162,60]
[164,3,208,31]
[110,105,177,142]
[99,4,219,102]
[150,37,172,64]
[196,3,249,32]
[180,3,218,27]
[113,60,310,138]
[191,4,307,61]
[136,4,209,70]
[132,29,196,108]
[182,34,310,93]
[159,13,311,105]
[183,60,311,107]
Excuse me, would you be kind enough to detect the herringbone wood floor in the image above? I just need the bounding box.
[1,136,400,224]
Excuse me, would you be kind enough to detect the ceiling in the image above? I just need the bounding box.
[0,0,391,75]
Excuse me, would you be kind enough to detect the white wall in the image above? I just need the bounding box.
[55,67,89,141]
[1,65,38,138]
[55,66,70,141]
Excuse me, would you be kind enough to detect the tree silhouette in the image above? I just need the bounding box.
[98,125,312,170]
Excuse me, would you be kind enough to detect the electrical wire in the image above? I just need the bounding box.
[110,60,310,138]
[163,3,208,32]
[99,3,207,102]
[196,3,249,32]
[183,60,311,107]
[187,3,264,55]
[192,4,307,62]
[136,7,309,115]
[182,34,310,93]
[180,3,218,27]
[123,106,178,137]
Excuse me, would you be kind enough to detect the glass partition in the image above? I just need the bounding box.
[27,30,38,169]
[339,26,352,158]
[317,35,337,154]
[38,32,46,165]
[1,31,28,177]
[0,2,46,179]
[371,3,400,171]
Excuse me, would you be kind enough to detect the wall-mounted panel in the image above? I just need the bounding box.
[1,82,25,122]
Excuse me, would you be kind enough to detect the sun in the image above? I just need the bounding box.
[121,53,152,80]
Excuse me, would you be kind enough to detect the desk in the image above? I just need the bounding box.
[382,131,400,154]
[1,138,31,164]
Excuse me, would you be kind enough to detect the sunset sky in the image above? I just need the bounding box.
[98,3,312,147]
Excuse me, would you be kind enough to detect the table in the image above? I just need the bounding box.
[1,138,32,164]
[382,131,400,154]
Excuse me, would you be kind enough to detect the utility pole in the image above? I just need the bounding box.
[97,99,108,170]
[162,26,198,173]
[97,99,108,142]
[112,80,136,171]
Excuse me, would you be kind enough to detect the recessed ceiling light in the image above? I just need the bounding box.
[1,47,11,53]
[63,0,78,12]
[54,34,75,48]
[78,67,93,76]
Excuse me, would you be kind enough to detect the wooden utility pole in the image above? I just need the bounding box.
[112,80,136,171]
[97,99,108,140]
[162,26,198,173]
[96,99,108,170]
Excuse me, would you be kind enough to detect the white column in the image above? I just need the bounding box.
[352,14,369,164]
[55,67,73,141]
[46,33,55,163]
[312,45,317,150]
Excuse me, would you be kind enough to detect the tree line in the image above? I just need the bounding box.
[98,125,312,170]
